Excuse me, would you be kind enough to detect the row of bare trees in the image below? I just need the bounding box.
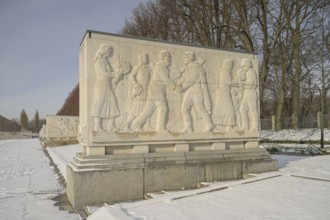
[122,0,330,129]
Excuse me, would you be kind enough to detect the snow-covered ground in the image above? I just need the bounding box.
[87,154,330,220]
[0,139,79,220]
[261,129,330,154]
[261,128,330,142]
[0,129,330,219]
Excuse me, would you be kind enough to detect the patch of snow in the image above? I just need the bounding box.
[90,155,330,220]
[88,205,133,220]
[261,128,330,142]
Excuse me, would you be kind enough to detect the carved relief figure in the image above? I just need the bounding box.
[231,67,244,130]
[175,51,214,133]
[213,59,235,133]
[90,44,123,131]
[123,54,152,130]
[238,58,259,131]
[132,50,175,132]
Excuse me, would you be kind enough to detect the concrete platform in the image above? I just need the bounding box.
[66,148,277,209]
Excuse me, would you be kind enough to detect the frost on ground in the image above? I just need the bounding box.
[261,128,330,142]
[0,139,79,220]
[261,129,330,154]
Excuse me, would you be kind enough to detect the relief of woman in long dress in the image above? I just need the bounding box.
[123,53,152,131]
[213,59,235,133]
[90,44,122,131]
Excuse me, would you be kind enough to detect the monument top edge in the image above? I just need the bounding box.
[81,29,256,56]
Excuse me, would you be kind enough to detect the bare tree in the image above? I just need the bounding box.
[121,0,329,127]
[281,0,323,128]
[122,0,252,50]
[275,30,294,129]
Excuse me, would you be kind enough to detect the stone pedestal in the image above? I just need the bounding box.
[67,147,277,209]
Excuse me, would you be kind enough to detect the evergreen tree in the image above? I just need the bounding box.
[34,110,40,132]
[20,109,28,131]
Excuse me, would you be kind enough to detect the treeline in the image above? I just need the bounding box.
[56,84,79,116]
[57,0,330,130]
[122,0,330,129]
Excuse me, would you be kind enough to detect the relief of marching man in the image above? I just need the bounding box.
[90,43,259,133]
[174,51,214,133]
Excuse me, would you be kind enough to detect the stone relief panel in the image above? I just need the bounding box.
[46,116,79,138]
[84,34,259,136]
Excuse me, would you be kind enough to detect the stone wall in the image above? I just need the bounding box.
[39,115,79,147]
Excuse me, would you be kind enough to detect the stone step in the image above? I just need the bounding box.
[72,156,108,165]
[70,160,109,170]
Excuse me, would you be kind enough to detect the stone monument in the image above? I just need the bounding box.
[67,30,277,209]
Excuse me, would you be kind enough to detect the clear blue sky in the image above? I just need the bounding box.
[0,0,145,120]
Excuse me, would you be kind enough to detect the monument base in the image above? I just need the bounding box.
[66,148,277,209]
[40,137,78,147]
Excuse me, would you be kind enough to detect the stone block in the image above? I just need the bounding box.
[67,165,144,210]
[205,162,243,181]
[105,145,133,154]
[212,142,226,150]
[226,141,244,149]
[243,159,278,174]
[149,144,175,153]
[244,141,259,149]
[189,143,212,151]
[87,146,105,156]
[144,164,205,192]
[174,143,189,152]
[133,145,149,153]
